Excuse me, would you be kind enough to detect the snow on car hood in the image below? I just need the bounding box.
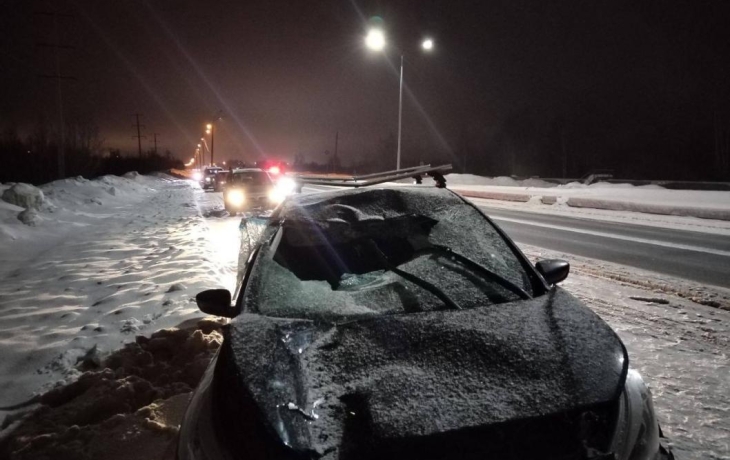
[221,287,627,457]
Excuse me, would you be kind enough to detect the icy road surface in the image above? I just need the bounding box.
[0,178,727,459]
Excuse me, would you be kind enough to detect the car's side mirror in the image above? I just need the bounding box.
[196,289,237,318]
[535,259,570,285]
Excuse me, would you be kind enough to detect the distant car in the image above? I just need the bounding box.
[200,167,224,191]
[222,168,297,215]
[213,171,228,192]
[177,178,673,460]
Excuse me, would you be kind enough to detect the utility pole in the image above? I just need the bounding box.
[152,133,159,155]
[35,9,76,179]
[132,113,145,158]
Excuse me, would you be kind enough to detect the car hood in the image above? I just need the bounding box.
[220,287,627,458]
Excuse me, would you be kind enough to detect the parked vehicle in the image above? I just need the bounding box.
[201,167,224,191]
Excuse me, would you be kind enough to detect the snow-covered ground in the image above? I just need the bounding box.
[1,174,728,459]
[446,174,730,227]
[0,175,231,417]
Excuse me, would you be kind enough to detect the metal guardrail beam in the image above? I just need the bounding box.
[296,164,453,188]
[292,164,433,182]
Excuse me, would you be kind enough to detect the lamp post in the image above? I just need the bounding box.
[206,123,214,166]
[365,28,434,171]
[200,137,211,166]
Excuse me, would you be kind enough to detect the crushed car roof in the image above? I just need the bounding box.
[277,186,463,226]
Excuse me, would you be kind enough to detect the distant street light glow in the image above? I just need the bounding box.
[365,29,386,51]
[422,38,434,51]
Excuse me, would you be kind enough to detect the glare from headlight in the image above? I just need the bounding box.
[192,171,203,181]
[268,177,297,204]
[205,177,211,182]
[227,190,245,207]
[268,188,286,204]
[277,177,296,193]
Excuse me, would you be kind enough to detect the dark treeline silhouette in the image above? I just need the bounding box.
[387,104,730,182]
[0,126,183,185]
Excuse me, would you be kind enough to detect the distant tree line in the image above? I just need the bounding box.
[0,124,183,185]
[442,104,730,182]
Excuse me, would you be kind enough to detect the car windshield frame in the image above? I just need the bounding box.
[240,190,547,322]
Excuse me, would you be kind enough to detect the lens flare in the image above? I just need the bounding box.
[226,190,245,207]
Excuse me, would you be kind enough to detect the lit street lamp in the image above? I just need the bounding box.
[366,28,434,171]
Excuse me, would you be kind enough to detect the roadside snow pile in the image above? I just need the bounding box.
[448,174,556,188]
[0,174,228,424]
[40,174,154,210]
[17,209,41,227]
[448,174,730,221]
[1,183,45,210]
[0,319,224,460]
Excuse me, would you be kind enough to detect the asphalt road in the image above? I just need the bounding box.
[476,205,730,288]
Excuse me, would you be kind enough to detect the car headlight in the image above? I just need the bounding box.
[192,172,203,181]
[227,190,245,207]
[268,177,296,204]
[610,369,663,460]
[205,177,211,182]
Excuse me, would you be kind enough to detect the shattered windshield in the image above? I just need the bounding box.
[245,188,534,322]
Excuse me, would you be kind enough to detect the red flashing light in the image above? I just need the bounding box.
[268,165,281,175]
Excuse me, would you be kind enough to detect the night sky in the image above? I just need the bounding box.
[2,0,729,178]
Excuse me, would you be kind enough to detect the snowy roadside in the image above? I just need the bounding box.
[520,244,730,460]
[0,174,229,418]
[446,173,730,226]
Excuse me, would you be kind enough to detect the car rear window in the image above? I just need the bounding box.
[231,172,270,185]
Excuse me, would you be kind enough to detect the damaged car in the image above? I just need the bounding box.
[177,169,673,460]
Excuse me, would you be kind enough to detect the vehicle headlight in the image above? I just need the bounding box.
[268,177,296,204]
[205,177,211,182]
[610,369,663,460]
[227,190,245,207]
[192,172,203,181]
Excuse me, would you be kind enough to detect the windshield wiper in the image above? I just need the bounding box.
[416,244,532,300]
[367,240,462,310]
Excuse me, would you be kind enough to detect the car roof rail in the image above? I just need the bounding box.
[293,164,452,188]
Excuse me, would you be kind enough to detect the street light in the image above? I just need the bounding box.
[365,29,434,170]
[365,28,386,51]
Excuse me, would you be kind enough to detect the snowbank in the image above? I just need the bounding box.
[1,183,45,210]
[448,174,557,188]
[449,177,730,221]
[0,319,224,460]
[0,174,227,421]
